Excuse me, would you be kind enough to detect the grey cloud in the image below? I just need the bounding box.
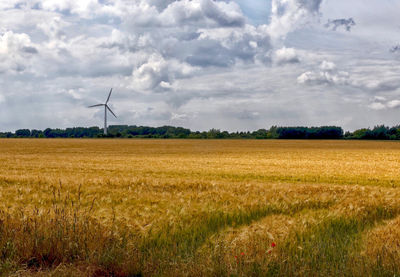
[184,36,261,67]
[124,0,245,28]
[21,46,38,54]
[194,25,272,65]
[390,45,400,53]
[99,31,140,52]
[178,32,201,41]
[325,18,356,31]
[299,59,400,94]
[369,98,400,110]
[167,93,195,109]
[186,45,234,67]
[148,0,177,11]
[236,110,260,120]
[274,0,322,17]
[347,61,400,93]
[200,0,245,27]
[298,0,323,12]
[360,78,400,92]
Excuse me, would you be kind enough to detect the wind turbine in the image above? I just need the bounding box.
[88,88,117,135]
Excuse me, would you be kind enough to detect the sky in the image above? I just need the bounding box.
[0,0,400,132]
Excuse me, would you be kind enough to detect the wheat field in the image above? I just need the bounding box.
[0,139,399,276]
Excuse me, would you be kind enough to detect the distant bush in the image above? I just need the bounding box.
[15,129,31,137]
[347,125,400,140]
[275,126,344,139]
[2,124,400,140]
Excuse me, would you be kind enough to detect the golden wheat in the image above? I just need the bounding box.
[0,139,399,276]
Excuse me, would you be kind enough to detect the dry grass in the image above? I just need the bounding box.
[360,215,400,276]
[0,139,399,276]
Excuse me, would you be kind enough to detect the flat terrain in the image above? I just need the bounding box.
[0,139,399,276]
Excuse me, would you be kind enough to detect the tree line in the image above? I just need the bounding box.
[1,125,400,139]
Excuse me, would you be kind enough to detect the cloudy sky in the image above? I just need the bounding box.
[1,0,400,132]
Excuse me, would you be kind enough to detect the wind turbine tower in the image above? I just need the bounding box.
[88,88,117,135]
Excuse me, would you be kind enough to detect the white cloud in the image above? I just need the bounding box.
[368,99,400,110]
[373,96,386,102]
[37,16,68,40]
[297,61,349,86]
[268,0,322,45]
[274,47,300,65]
[162,0,244,27]
[131,53,196,91]
[368,102,386,111]
[0,30,36,54]
[387,100,400,109]
[0,30,38,74]
[298,59,400,98]
[170,112,188,121]
[64,89,83,100]
[0,1,16,10]
[37,0,103,18]
[297,70,349,85]
[320,60,336,71]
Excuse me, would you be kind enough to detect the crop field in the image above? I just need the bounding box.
[0,139,400,276]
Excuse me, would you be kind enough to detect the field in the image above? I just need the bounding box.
[0,139,399,276]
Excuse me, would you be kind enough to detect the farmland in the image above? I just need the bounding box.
[0,139,399,276]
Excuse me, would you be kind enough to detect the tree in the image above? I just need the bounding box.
[15,129,30,137]
[252,129,268,139]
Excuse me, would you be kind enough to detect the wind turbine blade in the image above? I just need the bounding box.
[105,88,113,104]
[106,105,117,118]
[88,104,104,108]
